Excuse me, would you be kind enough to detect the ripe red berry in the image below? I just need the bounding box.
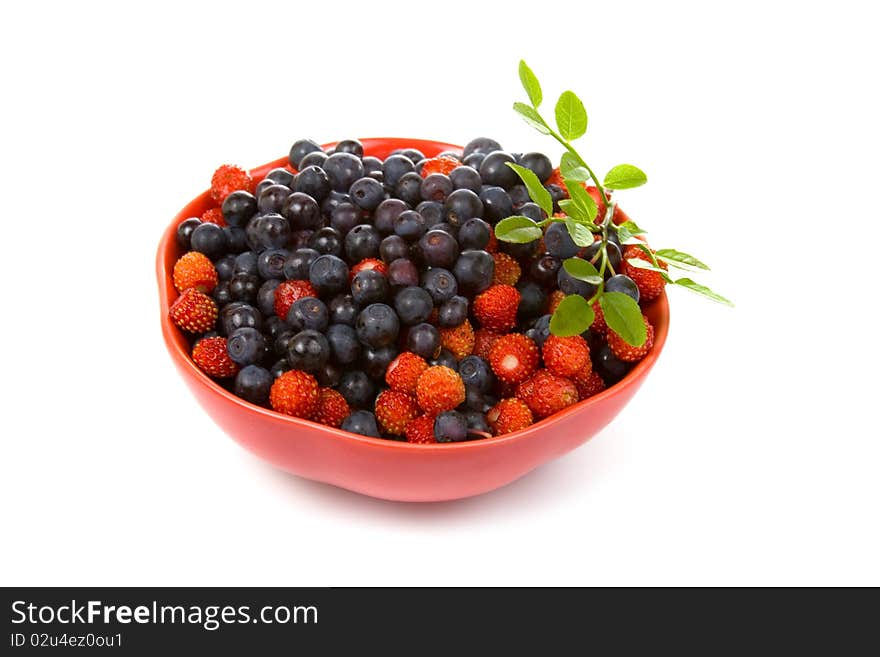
[311,388,350,428]
[439,320,475,360]
[546,167,565,189]
[192,336,239,378]
[548,290,565,314]
[273,280,319,319]
[486,398,533,436]
[473,284,520,331]
[169,288,218,333]
[485,232,498,254]
[269,370,319,418]
[375,390,420,435]
[200,207,226,226]
[405,414,437,444]
[473,328,503,360]
[173,251,218,294]
[491,252,521,286]
[607,315,655,362]
[488,333,540,385]
[573,368,605,400]
[590,301,607,336]
[210,164,254,203]
[515,370,579,419]
[542,335,590,378]
[385,351,429,395]
[416,366,466,414]
[621,245,667,301]
[420,155,459,178]
[349,257,388,282]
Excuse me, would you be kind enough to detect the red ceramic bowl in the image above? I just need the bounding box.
[157,137,669,502]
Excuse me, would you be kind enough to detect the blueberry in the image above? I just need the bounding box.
[289,229,313,250]
[449,165,482,192]
[273,330,297,358]
[420,174,453,202]
[418,230,459,268]
[176,218,201,250]
[544,222,580,259]
[234,251,259,276]
[341,410,380,437]
[326,323,361,364]
[334,138,364,158]
[328,294,358,326]
[458,355,493,393]
[463,386,488,411]
[430,222,458,237]
[287,296,329,332]
[500,237,539,260]
[582,241,622,273]
[463,137,502,157]
[457,218,491,250]
[394,286,433,325]
[517,281,547,320]
[406,323,440,359]
[299,151,328,169]
[430,348,458,370]
[245,213,290,252]
[229,272,260,303]
[221,191,258,227]
[444,188,483,226]
[257,279,281,316]
[379,235,408,263]
[345,224,381,261]
[519,152,553,182]
[519,202,546,224]
[270,359,291,379]
[315,362,342,388]
[593,343,631,385]
[283,248,319,280]
[234,365,273,406]
[436,151,462,160]
[308,227,343,257]
[257,248,289,280]
[309,254,349,296]
[293,166,330,202]
[438,295,468,327]
[394,171,423,206]
[190,222,228,259]
[374,198,408,235]
[263,315,290,342]
[286,329,329,372]
[265,167,295,187]
[362,344,398,380]
[479,186,514,223]
[356,303,399,348]
[546,184,565,212]
[289,138,322,168]
[606,274,640,303]
[338,372,376,409]
[223,225,248,254]
[464,411,491,438]
[387,258,419,288]
[324,152,364,192]
[463,152,486,169]
[434,411,468,442]
[509,184,530,208]
[214,254,236,281]
[382,154,415,188]
[227,327,266,366]
[257,184,291,214]
[421,267,458,304]
[557,265,597,297]
[479,151,519,189]
[524,314,551,347]
[283,192,321,230]
[212,282,232,306]
[321,190,351,218]
[530,254,562,287]
[220,302,262,336]
[351,269,389,306]
[362,156,383,176]
[330,202,362,235]
[349,176,385,210]
[453,250,494,295]
[394,210,426,241]
[415,201,445,229]
[257,180,278,199]
[399,148,425,163]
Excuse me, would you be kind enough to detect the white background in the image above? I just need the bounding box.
[1,0,877,586]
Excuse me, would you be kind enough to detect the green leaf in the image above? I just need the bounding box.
[494,216,542,244]
[513,102,551,135]
[555,91,588,141]
[507,162,552,217]
[674,278,734,306]
[614,221,646,245]
[558,199,586,223]
[518,60,542,108]
[603,164,647,190]
[550,294,595,337]
[565,219,595,247]
[600,292,646,346]
[560,152,589,182]
[655,249,710,271]
[564,179,598,221]
[563,257,602,284]
[625,258,673,283]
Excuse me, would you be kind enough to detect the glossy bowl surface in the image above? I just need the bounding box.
[157,137,669,502]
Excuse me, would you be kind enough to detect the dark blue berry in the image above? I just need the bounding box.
[257,279,281,316]
[293,166,330,202]
[341,410,380,437]
[457,218,491,250]
[349,176,385,210]
[324,152,364,192]
[383,155,415,188]
[453,250,494,295]
[379,235,408,263]
[287,296,329,332]
[289,138,322,168]
[299,151,328,169]
[463,137,502,157]
[326,323,361,364]
[464,411,491,438]
[190,222,229,259]
[394,210,426,241]
[283,192,321,230]
[421,267,458,304]
[334,138,364,158]
[283,248,319,280]
[321,190,351,218]
[214,254,236,281]
[444,188,483,226]
[374,198,408,235]
[387,258,419,288]
[362,156,383,175]
[351,269,389,306]
[308,227,343,257]
[406,323,440,359]
[509,184,530,208]
[544,222,579,259]
[430,348,458,370]
[316,361,342,388]
[582,241,622,273]
[519,202,546,223]
[546,184,565,212]
[529,254,562,287]
[463,152,486,169]
[257,184,291,214]
[420,174,453,202]
[227,327,266,366]
[362,344,398,380]
[221,191,258,227]
[345,224,381,261]
[177,218,201,249]
[524,314,551,347]
[229,272,260,303]
[434,411,468,442]
[270,359,291,379]
[223,225,247,254]
[265,167,295,187]
[479,151,519,189]
[257,248,289,280]
[449,165,482,192]
[500,237,539,260]
[519,152,553,182]
[593,343,631,384]
[394,171,423,206]
[355,303,399,348]
[517,281,547,320]
[399,148,425,163]
[234,251,259,276]
[273,330,296,358]
[458,355,493,393]
[213,281,232,306]
[479,186,514,223]
[220,302,262,336]
[286,329,329,372]
[418,230,459,268]
[330,202,362,235]
[557,265,597,297]
[245,213,290,252]
[328,294,358,326]
[309,254,349,296]
[394,286,433,325]
[338,372,376,409]
[234,365,273,406]
[415,201,445,229]
[438,295,468,327]
[263,315,289,342]
[606,274,640,303]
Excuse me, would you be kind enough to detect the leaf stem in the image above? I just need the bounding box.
[545,128,610,209]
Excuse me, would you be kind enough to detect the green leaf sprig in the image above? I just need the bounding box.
[495,60,733,345]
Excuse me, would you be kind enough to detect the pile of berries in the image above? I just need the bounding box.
[168,137,662,443]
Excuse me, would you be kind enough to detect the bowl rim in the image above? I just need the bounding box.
[156,137,669,453]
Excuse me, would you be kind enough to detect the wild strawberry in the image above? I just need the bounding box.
[473,328,503,360]
[375,390,420,435]
[548,289,566,314]
[191,336,238,378]
[385,352,429,395]
[349,257,388,282]
[311,388,350,428]
[546,167,565,189]
[420,155,459,178]
[613,204,631,226]
[485,231,498,253]
[488,333,540,384]
[607,315,655,362]
[210,164,254,203]
[474,284,520,331]
[542,335,590,378]
[492,252,521,286]
[200,207,226,226]
[169,288,217,333]
[487,398,533,436]
[573,368,605,400]
[515,370,578,419]
[439,320,475,360]
[273,280,318,319]
[621,245,667,301]
[269,370,319,418]
[405,414,437,444]
[416,366,466,414]
[590,302,607,336]
[172,251,218,294]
